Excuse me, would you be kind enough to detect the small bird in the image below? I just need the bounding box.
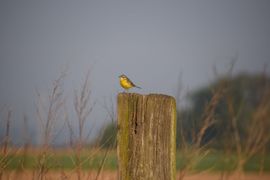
[119,74,141,91]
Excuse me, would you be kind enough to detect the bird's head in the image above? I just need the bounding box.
[119,74,127,79]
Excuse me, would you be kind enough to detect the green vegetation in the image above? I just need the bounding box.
[98,123,117,149]
[1,151,117,170]
[176,151,270,172]
[174,73,270,176]
[177,73,270,148]
[1,151,270,171]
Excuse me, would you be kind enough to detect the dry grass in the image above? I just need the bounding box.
[224,71,270,177]
[1,171,270,180]
[177,78,228,180]
[176,67,270,180]
[0,69,116,180]
[1,67,270,180]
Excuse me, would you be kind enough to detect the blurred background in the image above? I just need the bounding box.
[0,1,270,178]
[1,0,269,146]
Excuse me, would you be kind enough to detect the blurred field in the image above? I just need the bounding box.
[1,171,270,180]
[1,72,269,180]
[1,149,270,171]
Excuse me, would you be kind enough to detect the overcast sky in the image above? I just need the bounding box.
[0,0,270,145]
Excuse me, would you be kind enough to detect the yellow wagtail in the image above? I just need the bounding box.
[119,74,141,91]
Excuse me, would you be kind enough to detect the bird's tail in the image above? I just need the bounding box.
[135,86,142,89]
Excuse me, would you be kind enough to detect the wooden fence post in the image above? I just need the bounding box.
[117,93,176,180]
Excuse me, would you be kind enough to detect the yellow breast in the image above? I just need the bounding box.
[120,77,133,89]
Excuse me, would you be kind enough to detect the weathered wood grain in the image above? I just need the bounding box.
[117,93,176,180]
